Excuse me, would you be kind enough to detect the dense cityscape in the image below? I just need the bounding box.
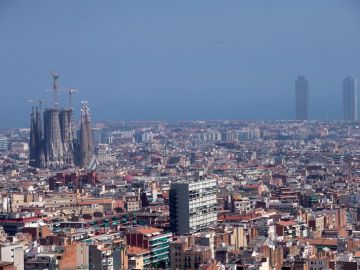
[0,73,359,270]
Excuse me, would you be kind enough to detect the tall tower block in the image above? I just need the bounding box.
[343,76,358,122]
[295,76,309,120]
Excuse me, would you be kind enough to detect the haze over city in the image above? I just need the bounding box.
[3,2,360,270]
[1,0,360,128]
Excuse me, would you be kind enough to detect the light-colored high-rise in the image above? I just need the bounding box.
[169,172,217,235]
[295,76,309,120]
[343,76,357,122]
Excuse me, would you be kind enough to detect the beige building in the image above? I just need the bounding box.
[124,194,141,212]
[127,246,150,270]
[0,243,24,270]
[170,236,212,270]
[214,226,247,250]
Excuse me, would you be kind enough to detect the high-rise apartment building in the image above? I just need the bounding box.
[343,76,357,122]
[295,76,309,120]
[169,172,217,235]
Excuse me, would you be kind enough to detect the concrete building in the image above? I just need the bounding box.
[124,194,141,212]
[169,172,217,235]
[0,262,16,270]
[126,227,172,268]
[24,253,61,270]
[0,243,24,270]
[170,236,213,270]
[194,232,215,259]
[88,239,127,270]
[10,143,28,153]
[343,76,357,122]
[0,137,9,151]
[127,247,150,270]
[295,76,309,120]
[95,144,115,163]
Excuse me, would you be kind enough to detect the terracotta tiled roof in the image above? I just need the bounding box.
[135,227,163,235]
[78,199,113,205]
[276,220,297,227]
[299,238,337,246]
[127,246,150,255]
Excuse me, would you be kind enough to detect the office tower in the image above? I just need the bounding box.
[169,172,217,235]
[295,76,309,120]
[76,101,95,169]
[343,76,358,122]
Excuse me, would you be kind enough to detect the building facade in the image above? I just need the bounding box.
[295,76,309,121]
[169,173,217,235]
[343,76,357,122]
[126,227,172,268]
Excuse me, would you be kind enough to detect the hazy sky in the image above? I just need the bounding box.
[1,0,360,128]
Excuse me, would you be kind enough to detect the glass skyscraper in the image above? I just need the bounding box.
[295,76,309,121]
[343,76,357,122]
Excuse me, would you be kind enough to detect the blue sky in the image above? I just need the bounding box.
[1,0,360,127]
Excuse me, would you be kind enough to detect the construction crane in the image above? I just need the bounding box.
[45,72,60,108]
[28,99,46,112]
[60,89,78,109]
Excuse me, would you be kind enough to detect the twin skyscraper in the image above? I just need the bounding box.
[295,76,357,121]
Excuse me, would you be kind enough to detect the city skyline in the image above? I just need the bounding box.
[24,74,360,125]
[2,2,360,270]
[7,74,360,130]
